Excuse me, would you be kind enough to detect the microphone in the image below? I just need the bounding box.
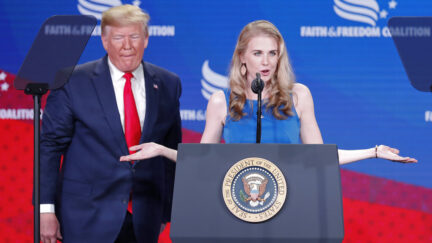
[251,73,264,94]
[251,73,264,143]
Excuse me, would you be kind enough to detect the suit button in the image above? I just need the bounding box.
[131,168,136,173]
[122,199,128,204]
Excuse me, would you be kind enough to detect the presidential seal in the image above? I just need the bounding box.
[222,157,287,223]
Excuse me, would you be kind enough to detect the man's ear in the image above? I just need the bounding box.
[143,35,149,49]
[101,34,108,52]
[101,26,110,51]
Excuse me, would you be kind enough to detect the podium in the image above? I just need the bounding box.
[170,144,344,243]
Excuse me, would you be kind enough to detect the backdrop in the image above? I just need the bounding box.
[0,0,431,242]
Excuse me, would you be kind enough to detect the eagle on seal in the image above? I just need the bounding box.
[242,175,268,203]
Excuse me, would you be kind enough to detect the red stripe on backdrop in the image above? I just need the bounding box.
[343,198,432,242]
[341,169,432,213]
[181,128,202,143]
[0,120,35,242]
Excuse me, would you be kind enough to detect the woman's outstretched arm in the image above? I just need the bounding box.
[294,83,417,164]
[338,145,417,164]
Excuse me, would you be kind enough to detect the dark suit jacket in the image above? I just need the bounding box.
[40,56,181,243]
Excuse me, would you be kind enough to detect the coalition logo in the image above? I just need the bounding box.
[222,157,287,223]
[201,60,228,100]
[77,0,124,20]
[76,0,175,37]
[334,0,388,26]
[301,0,431,38]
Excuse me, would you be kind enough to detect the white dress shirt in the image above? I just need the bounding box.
[41,58,147,213]
[108,58,146,131]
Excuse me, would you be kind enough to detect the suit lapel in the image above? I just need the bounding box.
[91,57,130,160]
[141,62,159,142]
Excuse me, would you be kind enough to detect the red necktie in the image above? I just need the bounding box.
[123,72,141,153]
[123,72,141,214]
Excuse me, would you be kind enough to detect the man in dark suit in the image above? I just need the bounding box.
[39,4,181,243]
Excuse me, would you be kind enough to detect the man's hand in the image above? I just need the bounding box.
[40,213,62,243]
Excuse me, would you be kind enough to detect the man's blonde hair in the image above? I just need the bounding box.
[101,4,150,36]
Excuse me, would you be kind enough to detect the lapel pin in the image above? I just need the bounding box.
[153,84,158,89]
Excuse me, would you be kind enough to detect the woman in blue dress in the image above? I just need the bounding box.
[121,20,416,164]
[199,20,415,164]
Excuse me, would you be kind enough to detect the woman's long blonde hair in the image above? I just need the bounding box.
[228,20,295,120]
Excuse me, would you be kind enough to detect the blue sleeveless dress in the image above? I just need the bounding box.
[223,95,301,144]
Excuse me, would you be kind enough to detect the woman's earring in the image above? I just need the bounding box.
[240,63,247,76]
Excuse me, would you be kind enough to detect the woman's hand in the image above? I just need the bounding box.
[119,142,177,162]
[120,142,163,161]
[377,145,418,163]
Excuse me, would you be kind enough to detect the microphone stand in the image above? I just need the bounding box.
[251,73,264,144]
[257,89,262,143]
